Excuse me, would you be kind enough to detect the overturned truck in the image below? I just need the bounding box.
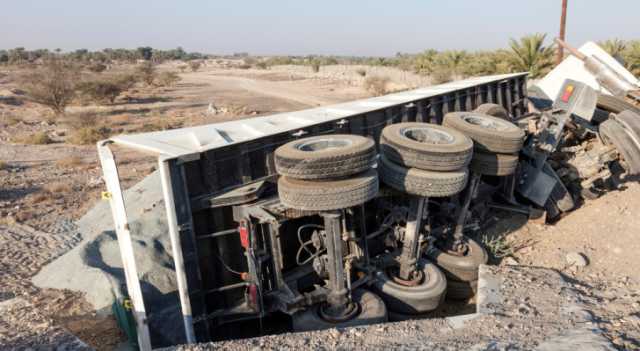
[98,69,640,349]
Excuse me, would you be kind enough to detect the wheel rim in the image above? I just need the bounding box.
[295,138,353,152]
[462,114,511,131]
[401,127,455,145]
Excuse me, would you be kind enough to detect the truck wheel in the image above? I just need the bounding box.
[372,258,447,314]
[473,103,509,119]
[426,236,488,282]
[616,110,640,144]
[275,134,376,180]
[278,169,378,211]
[443,112,525,154]
[378,156,468,198]
[469,152,519,176]
[597,94,640,115]
[446,279,478,300]
[380,122,473,171]
[599,119,640,175]
[292,289,388,332]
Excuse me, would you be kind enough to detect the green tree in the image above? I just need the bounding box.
[137,46,153,61]
[508,33,555,78]
[623,40,640,76]
[600,39,627,58]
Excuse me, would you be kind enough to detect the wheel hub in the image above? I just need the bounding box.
[387,266,425,287]
[318,301,360,323]
[463,114,509,131]
[401,127,454,145]
[296,138,352,152]
[440,238,470,257]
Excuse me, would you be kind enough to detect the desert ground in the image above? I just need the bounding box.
[1,61,640,350]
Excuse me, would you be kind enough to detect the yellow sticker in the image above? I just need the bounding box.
[101,191,112,200]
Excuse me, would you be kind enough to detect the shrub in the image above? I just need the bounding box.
[20,58,80,115]
[65,112,98,128]
[363,76,390,96]
[0,161,7,170]
[237,64,251,70]
[17,131,53,144]
[189,60,202,72]
[55,156,83,168]
[155,71,181,87]
[311,62,320,73]
[430,68,454,84]
[135,62,156,85]
[254,61,268,70]
[77,79,125,104]
[87,63,107,73]
[178,64,188,73]
[112,73,138,91]
[355,68,367,77]
[68,126,111,144]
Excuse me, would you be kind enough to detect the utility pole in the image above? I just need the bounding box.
[556,0,569,65]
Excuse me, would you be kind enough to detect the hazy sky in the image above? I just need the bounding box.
[2,0,639,56]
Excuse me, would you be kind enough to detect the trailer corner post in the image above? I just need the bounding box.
[159,156,197,344]
[97,141,152,351]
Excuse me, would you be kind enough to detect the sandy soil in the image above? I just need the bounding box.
[1,62,639,349]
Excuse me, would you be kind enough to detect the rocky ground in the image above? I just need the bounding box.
[168,265,617,351]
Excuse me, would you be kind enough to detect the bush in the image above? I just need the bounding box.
[112,73,138,91]
[135,62,156,85]
[17,131,53,144]
[68,126,111,145]
[155,71,181,87]
[87,63,107,73]
[189,60,202,72]
[355,68,367,77]
[254,61,268,70]
[65,112,98,128]
[78,79,125,104]
[363,76,390,96]
[20,58,80,115]
[430,68,454,84]
[178,64,188,73]
[237,64,251,69]
[311,62,320,73]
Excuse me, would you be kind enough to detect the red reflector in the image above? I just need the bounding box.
[561,85,574,103]
[239,225,249,249]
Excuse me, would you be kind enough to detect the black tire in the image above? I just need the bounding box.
[426,236,488,282]
[446,279,478,300]
[371,258,447,314]
[278,169,378,211]
[443,112,525,154]
[275,134,376,180]
[597,94,640,115]
[378,156,468,198]
[469,152,519,176]
[291,289,388,332]
[380,123,473,171]
[473,103,509,119]
[599,119,640,175]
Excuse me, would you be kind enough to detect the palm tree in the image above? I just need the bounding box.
[508,33,555,78]
[600,39,627,58]
[624,40,640,76]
